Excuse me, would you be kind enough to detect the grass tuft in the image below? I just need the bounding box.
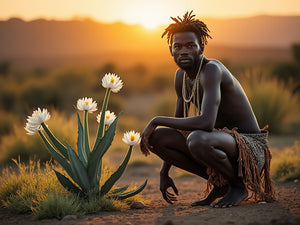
[34,193,82,220]
[0,159,67,213]
[0,158,148,219]
[271,141,300,181]
[240,69,300,133]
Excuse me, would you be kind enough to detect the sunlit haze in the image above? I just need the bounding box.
[1,0,300,29]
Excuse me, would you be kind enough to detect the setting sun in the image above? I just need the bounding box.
[116,0,172,29]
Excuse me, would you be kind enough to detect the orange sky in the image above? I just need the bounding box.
[1,0,300,29]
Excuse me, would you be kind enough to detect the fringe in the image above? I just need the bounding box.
[205,127,276,202]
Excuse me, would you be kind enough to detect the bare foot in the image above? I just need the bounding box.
[211,183,248,208]
[191,185,229,206]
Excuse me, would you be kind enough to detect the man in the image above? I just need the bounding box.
[140,11,275,208]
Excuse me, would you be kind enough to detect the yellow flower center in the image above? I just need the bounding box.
[130,135,135,141]
[85,101,89,105]
[110,77,115,83]
[106,115,110,119]
[34,112,40,117]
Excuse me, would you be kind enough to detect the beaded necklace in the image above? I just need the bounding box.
[182,55,204,117]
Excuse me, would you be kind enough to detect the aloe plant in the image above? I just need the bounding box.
[26,73,147,199]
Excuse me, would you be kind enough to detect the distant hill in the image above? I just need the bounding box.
[0,15,299,68]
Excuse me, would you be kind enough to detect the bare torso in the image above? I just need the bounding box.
[176,57,260,133]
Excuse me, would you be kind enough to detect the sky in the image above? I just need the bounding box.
[1,0,300,29]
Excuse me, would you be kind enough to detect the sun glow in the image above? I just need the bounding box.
[117,0,172,29]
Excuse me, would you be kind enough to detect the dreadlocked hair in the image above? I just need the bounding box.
[162,11,212,50]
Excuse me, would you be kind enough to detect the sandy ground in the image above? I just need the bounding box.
[0,162,299,225]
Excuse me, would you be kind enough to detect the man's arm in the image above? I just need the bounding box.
[160,69,185,175]
[149,63,222,131]
[159,69,184,203]
[141,63,222,154]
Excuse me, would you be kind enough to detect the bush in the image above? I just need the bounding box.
[34,193,82,219]
[240,70,300,133]
[0,158,145,219]
[0,159,67,213]
[0,109,77,166]
[271,141,300,181]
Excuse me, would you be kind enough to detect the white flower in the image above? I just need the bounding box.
[101,73,123,93]
[122,131,141,146]
[97,110,116,126]
[25,123,42,135]
[24,108,50,135]
[77,97,98,113]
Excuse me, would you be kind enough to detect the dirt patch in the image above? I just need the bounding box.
[0,163,299,225]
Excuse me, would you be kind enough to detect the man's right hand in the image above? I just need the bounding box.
[160,174,179,204]
[140,119,157,156]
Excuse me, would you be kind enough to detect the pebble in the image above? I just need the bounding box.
[130,201,146,209]
[294,179,299,183]
[163,220,174,225]
[61,215,78,220]
[258,201,267,204]
[125,222,132,225]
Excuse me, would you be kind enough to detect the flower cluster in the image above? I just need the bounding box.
[101,73,123,93]
[97,110,116,126]
[122,131,141,146]
[77,97,98,113]
[25,108,50,135]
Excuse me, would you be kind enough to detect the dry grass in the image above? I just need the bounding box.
[240,69,300,133]
[271,141,300,181]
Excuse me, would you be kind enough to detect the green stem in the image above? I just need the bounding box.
[84,110,90,158]
[93,88,111,152]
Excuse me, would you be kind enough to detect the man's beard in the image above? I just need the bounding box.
[175,56,200,71]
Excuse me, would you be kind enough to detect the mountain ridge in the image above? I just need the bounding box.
[0,15,299,67]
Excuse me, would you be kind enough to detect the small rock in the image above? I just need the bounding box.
[258,201,267,204]
[294,179,299,183]
[125,222,132,225]
[130,201,146,209]
[163,220,174,225]
[62,215,77,221]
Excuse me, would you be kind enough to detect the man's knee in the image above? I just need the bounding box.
[187,130,211,158]
[148,127,170,153]
[149,127,186,154]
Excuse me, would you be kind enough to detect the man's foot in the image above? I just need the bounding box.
[191,185,229,206]
[211,183,248,208]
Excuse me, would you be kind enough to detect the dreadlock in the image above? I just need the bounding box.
[162,11,212,51]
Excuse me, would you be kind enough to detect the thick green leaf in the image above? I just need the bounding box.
[100,146,132,196]
[112,180,148,200]
[111,185,129,194]
[41,123,68,159]
[67,143,90,192]
[87,115,119,187]
[83,111,90,158]
[38,131,77,183]
[93,88,111,151]
[75,108,88,167]
[54,170,83,195]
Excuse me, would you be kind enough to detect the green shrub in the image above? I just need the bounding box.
[271,141,300,181]
[0,158,145,219]
[34,193,82,220]
[240,70,300,133]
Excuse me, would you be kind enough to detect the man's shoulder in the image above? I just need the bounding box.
[203,58,223,71]
[201,59,223,82]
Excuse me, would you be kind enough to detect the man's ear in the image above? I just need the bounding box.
[169,46,173,56]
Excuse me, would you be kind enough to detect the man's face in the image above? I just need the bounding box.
[170,32,202,70]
